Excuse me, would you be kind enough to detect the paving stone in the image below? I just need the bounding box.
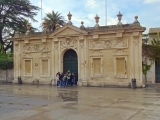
[0,84,160,120]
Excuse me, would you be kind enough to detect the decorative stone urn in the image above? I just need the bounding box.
[94,14,100,29]
[26,22,31,35]
[42,21,47,33]
[117,11,122,25]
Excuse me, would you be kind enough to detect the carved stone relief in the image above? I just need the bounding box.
[41,52,50,58]
[90,50,102,56]
[133,37,139,46]
[114,49,127,56]
[23,43,51,53]
[23,53,32,59]
[80,40,84,49]
[54,42,58,50]
[89,39,128,49]
[60,37,77,51]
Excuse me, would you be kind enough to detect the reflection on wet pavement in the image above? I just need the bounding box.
[56,90,78,102]
[0,84,160,120]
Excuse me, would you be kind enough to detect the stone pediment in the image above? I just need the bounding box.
[49,24,87,37]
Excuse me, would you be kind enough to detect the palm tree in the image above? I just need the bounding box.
[42,11,66,32]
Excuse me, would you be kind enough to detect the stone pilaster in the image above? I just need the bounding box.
[51,39,55,80]
[13,41,20,83]
[130,32,143,87]
[54,40,59,84]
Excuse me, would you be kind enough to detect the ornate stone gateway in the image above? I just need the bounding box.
[11,12,146,87]
[63,49,78,81]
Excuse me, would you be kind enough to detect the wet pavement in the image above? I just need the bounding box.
[0,84,160,120]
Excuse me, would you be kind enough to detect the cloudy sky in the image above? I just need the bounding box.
[29,0,160,33]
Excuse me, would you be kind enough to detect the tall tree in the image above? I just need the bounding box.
[42,10,66,32]
[143,32,160,63]
[0,0,40,53]
[142,32,160,83]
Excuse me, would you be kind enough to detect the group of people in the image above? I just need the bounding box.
[56,71,77,87]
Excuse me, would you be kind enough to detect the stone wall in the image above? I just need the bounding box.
[0,69,13,83]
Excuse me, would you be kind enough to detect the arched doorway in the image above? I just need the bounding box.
[63,49,78,82]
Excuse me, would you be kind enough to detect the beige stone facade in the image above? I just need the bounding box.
[11,13,145,87]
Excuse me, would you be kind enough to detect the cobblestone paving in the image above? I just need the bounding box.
[0,84,160,120]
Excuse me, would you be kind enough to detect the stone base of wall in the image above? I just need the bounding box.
[0,69,13,83]
[82,81,143,88]
[12,79,143,88]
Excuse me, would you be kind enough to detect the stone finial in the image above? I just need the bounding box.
[134,16,138,22]
[26,22,31,35]
[94,14,100,29]
[117,11,122,25]
[80,21,85,30]
[134,16,140,23]
[14,28,20,37]
[95,14,100,24]
[43,21,47,28]
[42,21,47,33]
[133,16,140,26]
[55,23,60,29]
[67,12,72,25]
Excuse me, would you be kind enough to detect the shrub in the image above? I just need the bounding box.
[0,51,13,69]
[0,59,13,69]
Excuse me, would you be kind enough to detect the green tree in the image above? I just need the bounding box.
[143,32,160,62]
[142,34,149,44]
[0,43,13,69]
[0,0,40,53]
[42,10,66,32]
[142,62,151,83]
[142,32,160,83]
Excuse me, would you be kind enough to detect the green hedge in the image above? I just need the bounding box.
[0,59,13,69]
